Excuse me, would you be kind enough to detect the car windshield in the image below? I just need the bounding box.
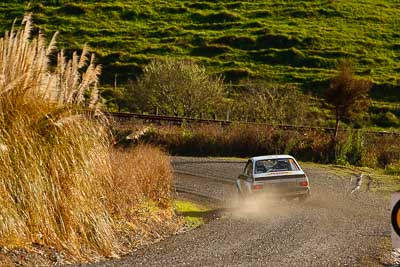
[254,158,299,174]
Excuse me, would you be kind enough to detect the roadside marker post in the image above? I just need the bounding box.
[391,192,400,248]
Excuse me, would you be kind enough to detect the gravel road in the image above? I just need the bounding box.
[88,157,393,266]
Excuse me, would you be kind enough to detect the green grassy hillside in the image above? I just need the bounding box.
[1,0,399,101]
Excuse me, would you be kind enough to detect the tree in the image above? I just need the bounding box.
[231,81,312,125]
[325,62,372,141]
[101,87,135,112]
[132,58,224,118]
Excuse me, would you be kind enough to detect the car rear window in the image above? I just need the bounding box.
[254,158,300,174]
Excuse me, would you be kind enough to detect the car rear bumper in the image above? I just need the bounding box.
[236,180,310,197]
[251,187,310,197]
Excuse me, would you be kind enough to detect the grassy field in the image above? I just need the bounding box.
[1,0,399,102]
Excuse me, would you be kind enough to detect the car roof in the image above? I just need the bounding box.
[250,155,296,161]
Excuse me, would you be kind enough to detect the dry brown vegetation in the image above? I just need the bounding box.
[110,146,181,250]
[131,123,400,168]
[0,15,179,265]
[111,146,173,212]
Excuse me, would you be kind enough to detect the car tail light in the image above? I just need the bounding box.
[252,184,263,190]
[299,181,308,187]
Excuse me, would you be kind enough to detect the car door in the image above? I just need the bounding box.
[237,160,253,194]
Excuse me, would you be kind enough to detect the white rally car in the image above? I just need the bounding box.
[236,155,310,201]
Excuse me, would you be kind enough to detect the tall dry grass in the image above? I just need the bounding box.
[111,145,173,216]
[109,146,179,250]
[0,14,115,260]
[0,15,179,262]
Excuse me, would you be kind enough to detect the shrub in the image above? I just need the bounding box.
[132,58,224,118]
[373,111,399,128]
[385,162,400,176]
[348,133,400,168]
[133,124,332,160]
[334,130,359,165]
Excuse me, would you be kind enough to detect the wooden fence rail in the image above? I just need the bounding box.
[105,111,400,137]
